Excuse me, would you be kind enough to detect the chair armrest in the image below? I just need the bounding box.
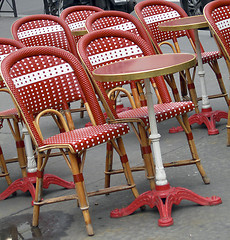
[35,109,70,140]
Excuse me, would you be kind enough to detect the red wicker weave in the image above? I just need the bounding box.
[60,5,103,44]
[11,14,78,57]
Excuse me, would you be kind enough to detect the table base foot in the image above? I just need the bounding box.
[169,108,228,135]
[0,172,75,204]
[110,183,222,227]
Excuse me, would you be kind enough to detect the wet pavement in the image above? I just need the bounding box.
[1,1,230,239]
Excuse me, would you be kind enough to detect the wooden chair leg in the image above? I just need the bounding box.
[227,107,230,146]
[138,124,155,190]
[32,153,44,227]
[12,119,27,178]
[69,152,94,236]
[0,146,12,185]
[185,69,199,114]
[211,60,229,106]
[80,99,85,118]
[114,137,139,199]
[105,142,113,189]
[181,113,210,184]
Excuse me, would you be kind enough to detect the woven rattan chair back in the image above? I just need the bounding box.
[60,5,103,44]
[11,14,78,57]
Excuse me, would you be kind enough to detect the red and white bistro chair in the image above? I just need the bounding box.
[204,0,230,145]
[0,46,139,236]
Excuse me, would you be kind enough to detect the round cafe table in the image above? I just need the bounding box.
[159,15,228,135]
[93,53,221,226]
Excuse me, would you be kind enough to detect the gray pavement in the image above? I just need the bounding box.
[1,1,230,239]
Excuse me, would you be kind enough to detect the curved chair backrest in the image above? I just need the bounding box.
[134,0,203,54]
[0,46,106,147]
[11,14,78,57]
[77,29,172,111]
[0,38,24,88]
[204,0,230,62]
[60,5,103,44]
[85,10,153,48]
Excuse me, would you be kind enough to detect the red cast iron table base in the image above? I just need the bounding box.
[0,172,75,204]
[169,108,228,135]
[110,183,222,226]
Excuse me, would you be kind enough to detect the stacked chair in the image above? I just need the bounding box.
[0,46,140,236]
[0,38,27,184]
[11,14,86,118]
[77,29,210,189]
[60,5,104,45]
[204,0,230,145]
[135,0,229,106]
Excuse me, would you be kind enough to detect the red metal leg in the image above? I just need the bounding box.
[110,183,222,227]
[169,108,228,135]
[0,172,75,204]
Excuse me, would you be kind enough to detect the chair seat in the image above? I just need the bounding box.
[43,123,130,153]
[0,108,18,118]
[0,108,19,128]
[117,101,195,126]
[200,51,222,64]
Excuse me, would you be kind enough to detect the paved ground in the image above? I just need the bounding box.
[1,1,230,240]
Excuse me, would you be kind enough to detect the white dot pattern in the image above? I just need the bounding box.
[17,25,64,39]
[43,123,130,152]
[144,10,180,24]
[140,5,186,43]
[90,16,139,36]
[0,44,20,88]
[88,45,142,66]
[64,10,99,44]
[117,101,195,125]
[12,63,74,88]
[68,20,86,30]
[9,55,82,115]
[16,20,70,51]
[211,6,230,50]
[86,36,143,90]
